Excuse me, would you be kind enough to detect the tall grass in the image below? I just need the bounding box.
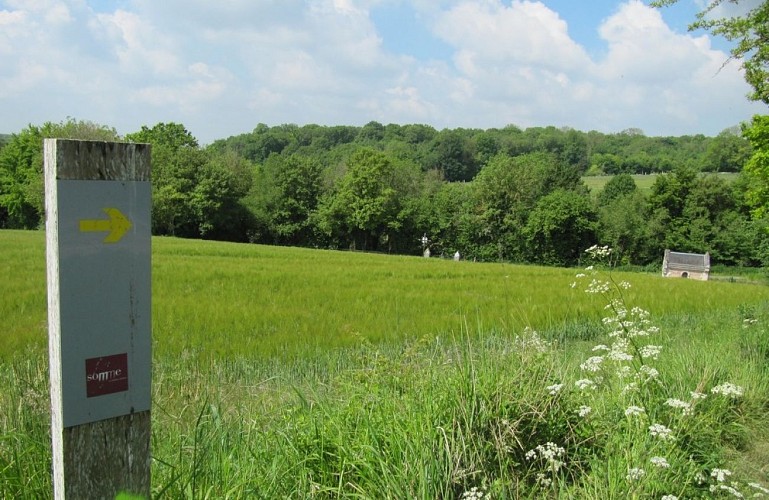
[1,230,768,498]
[1,229,764,359]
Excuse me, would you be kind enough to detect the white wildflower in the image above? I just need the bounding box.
[535,473,552,488]
[650,456,671,468]
[616,365,632,378]
[607,346,634,362]
[622,382,638,393]
[649,423,675,441]
[575,378,596,390]
[577,405,592,417]
[575,273,586,278]
[547,383,564,395]
[626,467,646,481]
[743,318,758,328]
[690,391,707,400]
[711,382,744,398]
[580,356,604,372]
[592,344,609,351]
[665,398,693,415]
[619,280,632,289]
[585,279,610,294]
[748,483,769,495]
[526,442,566,472]
[585,245,612,259]
[710,484,744,498]
[661,496,679,500]
[637,365,659,382]
[639,345,662,360]
[461,486,485,499]
[711,468,733,483]
[624,405,645,417]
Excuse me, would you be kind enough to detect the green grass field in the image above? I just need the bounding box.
[582,172,740,195]
[0,229,764,360]
[1,229,768,498]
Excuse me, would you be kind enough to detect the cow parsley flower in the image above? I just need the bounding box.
[650,456,670,468]
[639,345,662,360]
[526,442,566,472]
[575,378,596,390]
[665,398,692,415]
[624,405,645,417]
[577,405,592,417]
[711,468,733,483]
[580,356,604,372]
[586,279,610,294]
[748,483,769,495]
[626,467,646,481]
[711,382,744,398]
[649,423,675,441]
[461,486,485,499]
[637,365,659,382]
[546,383,564,395]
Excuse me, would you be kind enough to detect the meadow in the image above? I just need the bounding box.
[1,230,768,498]
[582,172,740,195]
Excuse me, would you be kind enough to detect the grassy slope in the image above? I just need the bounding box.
[582,172,740,196]
[2,229,769,497]
[1,229,765,359]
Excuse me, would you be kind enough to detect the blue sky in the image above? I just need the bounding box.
[0,0,765,144]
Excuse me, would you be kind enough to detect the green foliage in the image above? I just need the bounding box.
[316,147,424,251]
[743,115,769,218]
[597,192,648,264]
[127,122,253,240]
[597,173,637,205]
[2,116,765,267]
[524,189,598,266]
[653,0,768,105]
[0,118,119,229]
[244,154,323,245]
[472,152,585,261]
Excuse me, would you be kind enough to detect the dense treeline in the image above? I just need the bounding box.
[1,118,767,268]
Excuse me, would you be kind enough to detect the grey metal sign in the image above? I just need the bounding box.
[54,179,151,427]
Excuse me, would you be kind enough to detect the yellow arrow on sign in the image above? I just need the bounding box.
[79,208,132,243]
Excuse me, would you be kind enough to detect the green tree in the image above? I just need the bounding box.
[246,154,323,245]
[597,192,649,264]
[472,152,583,261]
[426,130,478,181]
[704,130,752,172]
[653,0,768,104]
[743,115,769,217]
[524,189,597,266]
[597,173,637,205]
[317,148,400,251]
[127,122,252,240]
[0,119,119,228]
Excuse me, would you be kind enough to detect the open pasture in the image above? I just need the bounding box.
[0,229,765,360]
[582,172,740,195]
[2,229,769,498]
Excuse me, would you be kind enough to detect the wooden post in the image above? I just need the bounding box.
[45,139,152,499]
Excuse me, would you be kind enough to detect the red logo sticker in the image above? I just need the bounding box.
[85,353,129,397]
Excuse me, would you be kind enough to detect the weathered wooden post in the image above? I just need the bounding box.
[44,139,152,499]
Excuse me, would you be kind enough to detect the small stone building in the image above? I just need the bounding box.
[662,249,710,281]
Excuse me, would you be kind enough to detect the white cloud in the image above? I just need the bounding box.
[434,0,592,71]
[0,0,763,142]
